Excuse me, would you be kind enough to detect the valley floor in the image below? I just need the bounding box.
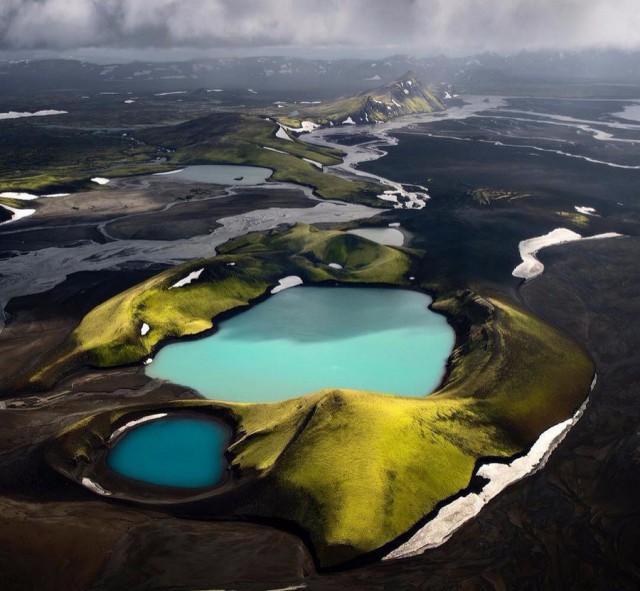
[1,91,639,589]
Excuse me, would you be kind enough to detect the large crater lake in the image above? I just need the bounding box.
[146,286,455,401]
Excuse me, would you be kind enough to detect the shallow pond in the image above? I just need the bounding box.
[155,164,272,185]
[107,417,230,488]
[146,286,455,402]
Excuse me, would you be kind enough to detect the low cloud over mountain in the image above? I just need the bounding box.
[1,0,640,56]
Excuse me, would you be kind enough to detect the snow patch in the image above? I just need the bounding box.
[385,390,593,560]
[328,263,343,270]
[342,117,356,125]
[0,204,36,225]
[91,177,110,185]
[81,478,112,496]
[262,146,288,155]
[575,206,597,216]
[271,276,303,294]
[280,120,320,133]
[303,158,323,169]
[169,268,204,289]
[140,323,150,336]
[154,91,188,96]
[276,125,293,141]
[152,168,185,176]
[109,413,168,442]
[513,228,623,280]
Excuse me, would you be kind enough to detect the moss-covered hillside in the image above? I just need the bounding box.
[43,224,594,567]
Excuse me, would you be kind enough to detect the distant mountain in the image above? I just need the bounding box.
[290,71,444,126]
[2,49,640,99]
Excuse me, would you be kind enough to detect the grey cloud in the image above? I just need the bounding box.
[1,0,639,54]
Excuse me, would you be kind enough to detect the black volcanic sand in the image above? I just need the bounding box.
[1,96,640,589]
[0,267,168,387]
[365,126,640,204]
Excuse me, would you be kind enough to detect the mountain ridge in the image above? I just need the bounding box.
[281,71,445,128]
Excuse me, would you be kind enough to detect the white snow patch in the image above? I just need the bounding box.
[143,358,153,365]
[207,89,223,92]
[366,74,382,81]
[262,146,288,155]
[123,99,135,104]
[169,268,204,289]
[81,477,112,496]
[342,117,356,125]
[0,204,36,225]
[91,177,110,185]
[403,89,410,94]
[44,193,70,198]
[140,322,150,336]
[575,206,597,216]
[0,191,38,201]
[276,125,293,141]
[328,263,343,270]
[152,168,184,176]
[513,228,623,280]
[385,389,593,560]
[388,222,401,227]
[303,158,323,169]
[154,91,188,96]
[271,276,303,294]
[109,413,168,442]
[0,110,67,120]
[280,120,320,133]
[227,262,236,267]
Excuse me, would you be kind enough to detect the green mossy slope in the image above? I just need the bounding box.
[45,226,593,566]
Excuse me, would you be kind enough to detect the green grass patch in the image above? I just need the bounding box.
[48,289,592,566]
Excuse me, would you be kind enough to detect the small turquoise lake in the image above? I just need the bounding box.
[107,417,230,488]
[146,286,455,401]
[155,165,272,185]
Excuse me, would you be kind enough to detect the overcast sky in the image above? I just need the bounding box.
[1,0,639,60]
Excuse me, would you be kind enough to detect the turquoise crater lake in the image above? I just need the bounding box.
[107,417,230,489]
[146,286,456,402]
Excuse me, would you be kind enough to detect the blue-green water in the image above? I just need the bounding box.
[147,287,455,401]
[155,165,272,185]
[107,417,229,488]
